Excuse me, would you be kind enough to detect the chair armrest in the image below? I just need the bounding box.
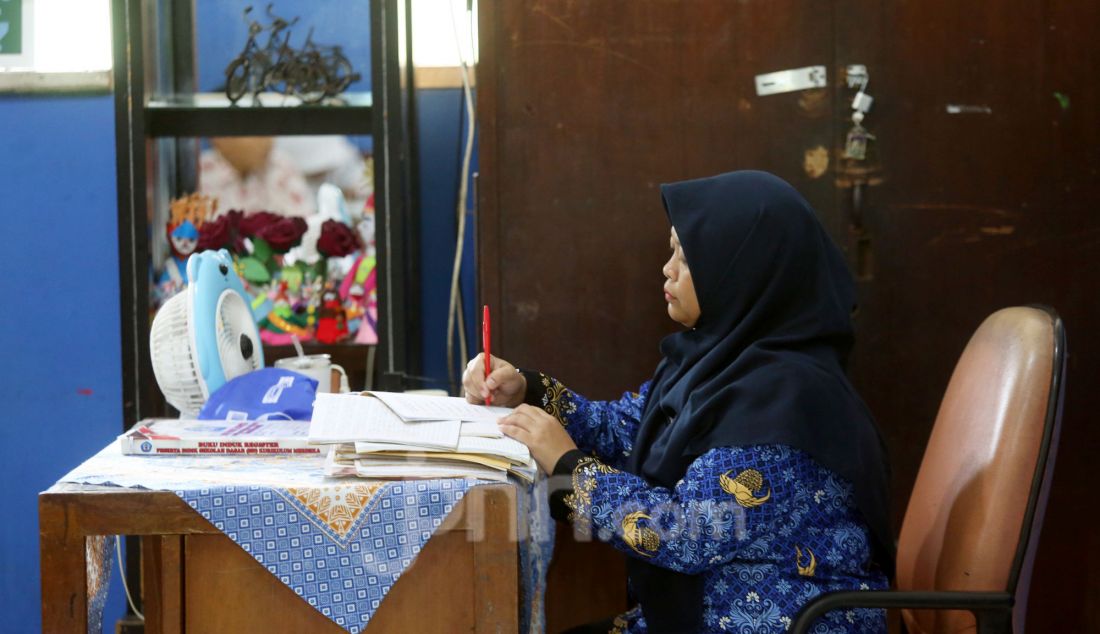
[789,590,1013,634]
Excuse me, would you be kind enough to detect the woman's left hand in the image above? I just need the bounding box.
[498,404,578,473]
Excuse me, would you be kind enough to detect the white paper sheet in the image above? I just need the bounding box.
[460,421,503,438]
[354,459,508,482]
[366,391,514,422]
[455,436,531,464]
[309,393,461,450]
[353,435,530,465]
[324,446,358,477]
[353,441,427,453]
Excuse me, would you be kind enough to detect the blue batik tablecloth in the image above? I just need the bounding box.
[59,440,554,634]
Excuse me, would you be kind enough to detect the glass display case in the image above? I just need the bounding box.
[111,0,420,428]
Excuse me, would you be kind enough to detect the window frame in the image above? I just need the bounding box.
[0,0,112,94]
[0,69,110,93]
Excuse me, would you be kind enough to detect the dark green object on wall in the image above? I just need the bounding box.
[0,0,23,55]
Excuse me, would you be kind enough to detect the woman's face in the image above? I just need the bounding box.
[662,227,701,328]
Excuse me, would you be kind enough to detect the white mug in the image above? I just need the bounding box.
[274,354,348,393]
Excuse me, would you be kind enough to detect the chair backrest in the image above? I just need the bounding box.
[895,306,1065,634]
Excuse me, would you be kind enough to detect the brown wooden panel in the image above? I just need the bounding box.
[142,535,184,634]
[478,1,837,399]
[39,496,90,633]
[469,484,521,633]
[41,484,518,633]
[833,2,1100,632]
[477,1,840,627]
[40,486,218,536]
[544,532,627,633]
[40,487,216,634]
[182,529,487,633]
[183,533,348,633]
[180,487,516,633]
[478,1,1100,631]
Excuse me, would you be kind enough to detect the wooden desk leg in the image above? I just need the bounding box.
[40,496,89,633]
[471,487,519,634]
[143,535,184,634]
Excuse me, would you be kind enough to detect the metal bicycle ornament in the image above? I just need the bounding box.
[224,4,361,105]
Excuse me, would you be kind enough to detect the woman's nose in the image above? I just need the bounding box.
[662,258,675,279]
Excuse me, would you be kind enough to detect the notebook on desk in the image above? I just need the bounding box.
[309,392,536,482]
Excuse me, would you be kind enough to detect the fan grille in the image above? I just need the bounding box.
[215,290,264,382]
[149,290,206,416]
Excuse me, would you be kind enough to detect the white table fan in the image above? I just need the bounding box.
[149,249,264,416]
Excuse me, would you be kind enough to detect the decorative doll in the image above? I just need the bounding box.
[258,281,313,345]
[156,193,217,304]
[339,253,377,344]
[315,284,349,344]
[161,219,199,287]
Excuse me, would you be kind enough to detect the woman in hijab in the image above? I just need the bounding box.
[464,171,892,633]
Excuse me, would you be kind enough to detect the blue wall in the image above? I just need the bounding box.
[0,94,128,631]
[417,88,479,393]
[0,57,476,634]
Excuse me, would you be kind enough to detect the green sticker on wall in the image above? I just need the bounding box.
[0,0,23,55]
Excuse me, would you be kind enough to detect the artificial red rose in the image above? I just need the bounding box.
[255,216,308,252]
[196,209,245,253]
[223,208,244,228]
[316,219,362,257]
[196,215,230,251]
[238,211,283,238]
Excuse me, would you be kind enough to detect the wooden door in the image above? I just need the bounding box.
[477,2,838,630]
[477,1,837,398]
[477,1,1100,632]
[836,3,1100,632]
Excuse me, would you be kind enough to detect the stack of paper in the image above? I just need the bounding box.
[309,392,537,482]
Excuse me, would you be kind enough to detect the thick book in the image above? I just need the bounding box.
[120,419,322,456]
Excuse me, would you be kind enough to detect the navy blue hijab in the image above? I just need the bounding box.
[626,171,893,630]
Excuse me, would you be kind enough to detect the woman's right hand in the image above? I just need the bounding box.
[462,353,527,407]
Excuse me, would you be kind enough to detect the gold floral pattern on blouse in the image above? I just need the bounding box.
[719,468,772,508]
[622,511,660,558]
[608,605,642,633]
[795,544,817,577]
[536,373,575,424]
[563,456,619,532]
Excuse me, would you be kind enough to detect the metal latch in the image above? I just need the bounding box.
[754,65,827,96]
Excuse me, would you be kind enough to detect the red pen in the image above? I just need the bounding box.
[483,305,492,405]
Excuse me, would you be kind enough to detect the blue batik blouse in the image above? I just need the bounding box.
[527,372,889,633]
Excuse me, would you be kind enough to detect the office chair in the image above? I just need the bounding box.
[791,306,1066,634]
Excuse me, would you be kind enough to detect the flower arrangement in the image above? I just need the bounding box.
[156,193,377,347]
[196,209,308,283]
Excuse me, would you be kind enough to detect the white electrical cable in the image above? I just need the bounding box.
[446,0,477,392]
[116,536,145,621]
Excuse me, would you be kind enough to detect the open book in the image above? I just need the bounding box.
[309,392,535,482]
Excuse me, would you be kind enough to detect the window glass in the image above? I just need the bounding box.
[0,0,111,72]
[411,0,476,68]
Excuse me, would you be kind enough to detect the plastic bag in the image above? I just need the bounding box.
[199,367,318,421]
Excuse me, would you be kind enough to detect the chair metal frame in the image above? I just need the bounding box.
[790,306,1066,634]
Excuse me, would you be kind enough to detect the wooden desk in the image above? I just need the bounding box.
[40,483,517,633]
